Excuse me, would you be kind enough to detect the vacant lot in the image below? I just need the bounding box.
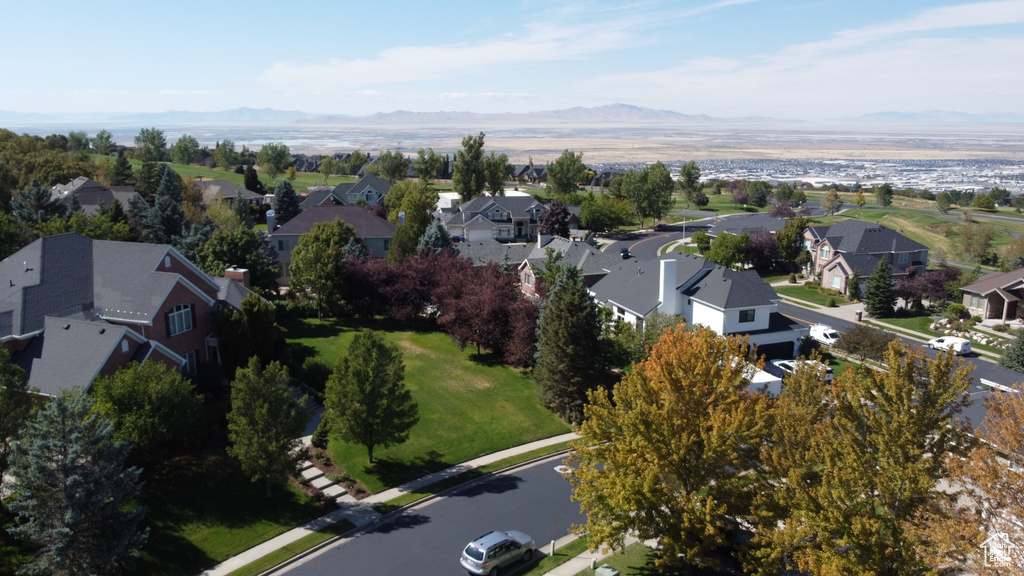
[285,318,571,494]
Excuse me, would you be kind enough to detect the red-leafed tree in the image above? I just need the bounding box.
[748,229,779,271]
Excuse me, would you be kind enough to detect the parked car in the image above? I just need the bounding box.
[460,530,535,575]
[769,359,834,382]
[926,336,972,356]
[809,323,841,347]
[654,223,668,231]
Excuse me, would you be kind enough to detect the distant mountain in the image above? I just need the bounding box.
[301,104,761,126]
[0,107,333,126]
[854,111,1024,124]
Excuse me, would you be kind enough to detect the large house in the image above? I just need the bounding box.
[323,173,393,206]
[961,267,1024,322]
[51,177,145,215]
[803,219,928,295]
[197,179,264,205]
[589,253,805,358]
[439,194,549,242]
[269,205,396,279]
[1,233,251,396]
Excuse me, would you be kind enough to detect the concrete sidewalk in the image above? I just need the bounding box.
[199,432,577,576]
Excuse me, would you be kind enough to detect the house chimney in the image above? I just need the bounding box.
[224,266,251,289]
[538,233,552,248]
[266,209,276,233]
[658,259,679,315]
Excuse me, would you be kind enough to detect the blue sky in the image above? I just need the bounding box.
[2,0,1022,119]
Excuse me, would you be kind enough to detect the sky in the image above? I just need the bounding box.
[1,0,1023,120]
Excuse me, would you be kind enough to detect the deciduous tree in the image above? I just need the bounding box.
[567,326,767,571]
[453,132,486,202]
[171,134,200,165]
[876,182,894,206]
[256,142,291,180]
[91,129,114,155]
[133,127,166,161]
[707,232,751,269]
[92,361,203,458]
[539,201,570,237]
[383,181,437,263]
[835,323,897,362]
[619,162,674,228]
[371,149,409,183]
[412,147,443,185]
[325,330,419,464]
[196,227,280,295]
[5,390,148,574]
[483,151,510,195]
[775,216,808,263]
[214,140,241,171]
[227,358,309,497]
[288,218,358,319]
[821,189,843,215]
[546,149,587,197]
[677,160,701,208]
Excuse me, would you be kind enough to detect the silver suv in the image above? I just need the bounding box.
[460,530,535,575]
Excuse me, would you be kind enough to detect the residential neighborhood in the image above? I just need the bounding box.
[1,126,1024,576]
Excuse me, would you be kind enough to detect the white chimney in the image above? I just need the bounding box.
[266,209,276,233]
[538,233,552,248]
[658,259,679,315]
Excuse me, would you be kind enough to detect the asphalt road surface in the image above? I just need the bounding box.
[275,454,585,576]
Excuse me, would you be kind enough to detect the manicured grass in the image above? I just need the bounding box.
[757,273,794,284]
[521,537,590,575]
[572,542,658,576]
[284,318,570,495]
[868,315,940,335]
[135,451,334,576]
[223,520,355,576]
[773,285,848,307]
[372,442,571,514]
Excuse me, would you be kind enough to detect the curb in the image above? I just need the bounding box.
[258,450,573,576]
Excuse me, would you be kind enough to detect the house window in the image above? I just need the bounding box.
[183,351,197,376]
[831,274,842,289]
[820,245,830,260]
[277,239,289,252]
[898,252,908,264]
[498,228,511,238]
[168,304,193,336]
[524,273,532,286]
[121,339,130,353]
[739,309,756,323]
[164,255,172,269]
[490,210,504,220]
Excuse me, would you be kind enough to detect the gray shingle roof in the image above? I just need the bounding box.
[709,213,788,236]
[454,241,534,267]
[590,252,778,316]
[523,237,620,278]
[812,219,927,254]
[272,205,397,239]
[962,267,1024,295]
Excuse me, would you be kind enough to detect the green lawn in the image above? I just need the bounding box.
[136,451,334,576]
[521,538,590,575]
[572,542,659,576]
[285,318,571,494]
[773,285,848,307]
[868,315,940,335]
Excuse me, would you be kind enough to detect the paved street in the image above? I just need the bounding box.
[274,454,584,576]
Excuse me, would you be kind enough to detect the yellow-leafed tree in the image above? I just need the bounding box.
[565,326,768,570]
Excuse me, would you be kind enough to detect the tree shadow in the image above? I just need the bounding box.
[468,351,505,367]
[365,450,452,488]
[368,511,431,534]
[450,474,524,497]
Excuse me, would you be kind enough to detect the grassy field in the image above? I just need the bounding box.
[571,542,659,576]
[773,285,848,307]
[284,318,571,494]
[135,451,334,576]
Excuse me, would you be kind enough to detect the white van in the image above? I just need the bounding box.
[809,324,841,347]
[926,336,972,356]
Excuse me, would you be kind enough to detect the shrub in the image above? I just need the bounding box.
[821,288,842,297]
[788,273,797,284]
[992,323,1011,333]
[311,418,330,449]
[946,303,967,319]
[971,315,983,323]
[825,297,837,308]
[301,358,332,395]
[803,280,821,289]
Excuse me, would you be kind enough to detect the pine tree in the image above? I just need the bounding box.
[846,269,861,300]
[864,259,897,318]
[5,390,148,574]
[417,220,452,254]
[231,194,254,228]
[534,266,603,423]
[325,330,419,464]
[141,165,185,244]
[272,180,300,225]
[226,358,309,498]
[0,348,31,486]
[134,161,162,203]
[243,164,266,195]
[110,150,135,187]
[999,328,1024,372]
[10,179,66,225]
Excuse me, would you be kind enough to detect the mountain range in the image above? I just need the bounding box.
[0,104,1022,127]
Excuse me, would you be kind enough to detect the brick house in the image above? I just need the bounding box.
[803,219,928,296]
[1,233,250,396]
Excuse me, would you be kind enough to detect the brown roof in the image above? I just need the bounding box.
[272,205,396,239]
[962,267,1024,296]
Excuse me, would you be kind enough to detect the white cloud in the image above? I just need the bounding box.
[590,1,1024,117]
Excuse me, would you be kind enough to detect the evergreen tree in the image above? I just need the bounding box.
[271,180,300,225]
[846,268,862,300]
[231,194,254,228]
[344,236,369,259]
[110,150,135,187]
[1000,328,1024,372]
[243,164,266,194]
[325,330,419,464]
[65,190,82,214]
[0,348,31,487]
[864,259,897,318]
[534,266,603,423]
[5,390,148,575]
[141,165,185,244]
[417,220,453,254]
[173,217,217,264]
[226,358,309,498]
[876,182,894,206]
[134,161,161,203]
[10,179,66,225]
